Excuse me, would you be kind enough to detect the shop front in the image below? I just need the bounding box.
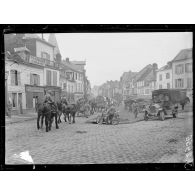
[25,85,45,111]
[44,86,62,102]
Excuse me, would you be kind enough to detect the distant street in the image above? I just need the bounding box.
[5,110,193,164]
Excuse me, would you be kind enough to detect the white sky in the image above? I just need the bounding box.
[41,32,192,88]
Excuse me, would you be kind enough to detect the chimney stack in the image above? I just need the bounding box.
[66,57,69,62]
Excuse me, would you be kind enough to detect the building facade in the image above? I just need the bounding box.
[134,63,158,98]
[171,48,193,100]
[156,63,172,89]
[5,33,61,114]
[59,58,86,101]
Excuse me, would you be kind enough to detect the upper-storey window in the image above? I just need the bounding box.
[185,63,192,73]
[175,64,184,75]
[11,70,21,86]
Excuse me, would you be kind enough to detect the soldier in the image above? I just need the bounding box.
[44,90,56,111]
[132,100,139,118]
[106,104,116,124]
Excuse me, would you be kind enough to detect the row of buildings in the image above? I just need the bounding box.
[93,48,193,102]
[5,33,91,114]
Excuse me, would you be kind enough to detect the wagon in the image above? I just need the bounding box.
[143,89,182,121]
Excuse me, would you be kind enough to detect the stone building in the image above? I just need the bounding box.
[171,48,193,100]
[4,33,61,114]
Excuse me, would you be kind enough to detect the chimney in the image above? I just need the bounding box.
[152,63,158,70]
[66,57,69,62]
[56,53,62,63]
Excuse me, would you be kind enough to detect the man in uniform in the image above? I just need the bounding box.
[44,90,56,111]
[132,100,139,118]
[106,104,117,124]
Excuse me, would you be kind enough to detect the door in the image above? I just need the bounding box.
[18,93,23,114]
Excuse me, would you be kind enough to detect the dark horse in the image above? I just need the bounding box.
[62,103,77,124]
[37,102,59,132]
[57,98,69,123]
[180,96,190,110]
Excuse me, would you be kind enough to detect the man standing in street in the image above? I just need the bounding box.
[7,99,12,118]
[132,100,139,119]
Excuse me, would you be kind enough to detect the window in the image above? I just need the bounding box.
[159,84,162,89]
[185,63,192,73]
[175,79,184,88]
[166,73,170,79]
[12,93,17,108]
[41,52,50,60]
[63,83,67,90]
[46,70,52,85]
[53,71,57,86]
[145,89,149,94]
[30,74,40,86]
[159,74,162,81]
[167,83,170,89]
[11,70,21,86]
[187,78,192,88]
[175,64,184,74]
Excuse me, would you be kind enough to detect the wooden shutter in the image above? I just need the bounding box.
[18,71,21,86]
[46,70,51,85]
[30,73,33,85]
[11,70,15,85]
[37,75,40,86]
[53,71,57,86]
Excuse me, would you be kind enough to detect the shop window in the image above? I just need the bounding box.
[12,93,17,108]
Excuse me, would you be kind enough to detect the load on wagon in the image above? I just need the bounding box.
[143,89,188,121]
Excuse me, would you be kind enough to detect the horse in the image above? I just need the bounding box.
[37,102,59,132]
[180,96,190,110]
[62,103,77,124]
[56,98,68,123]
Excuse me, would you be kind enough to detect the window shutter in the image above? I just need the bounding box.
[46,70,51,85]
[53,71,57,86]
[18,72,21,86]
[11,70,15,85]
[30,73,33,85]
[37,75,40,86]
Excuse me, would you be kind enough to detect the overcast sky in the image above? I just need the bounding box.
[41,32,192,87]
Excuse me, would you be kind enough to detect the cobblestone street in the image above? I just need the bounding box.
[5,110,193,164]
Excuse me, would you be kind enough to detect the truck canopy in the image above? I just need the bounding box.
[152,89,187,104]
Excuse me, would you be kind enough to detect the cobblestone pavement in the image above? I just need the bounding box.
[5,111,193,164]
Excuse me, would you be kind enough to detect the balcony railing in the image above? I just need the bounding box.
[28,55,58,68]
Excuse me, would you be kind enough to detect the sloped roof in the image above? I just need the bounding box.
[135,64,152,82]
[172,48,192,62]
[71,61,86,65]
[61,60,84,73]
[157,64,172,72]
[48,34,61,55]
[23,34,55,47]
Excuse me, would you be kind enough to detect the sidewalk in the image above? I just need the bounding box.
[5,112,37,125]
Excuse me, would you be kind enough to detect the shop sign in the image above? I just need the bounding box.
[26,86,44,92]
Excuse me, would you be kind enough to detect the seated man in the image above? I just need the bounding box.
[44,90,56,111]
[106,105,116,122]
